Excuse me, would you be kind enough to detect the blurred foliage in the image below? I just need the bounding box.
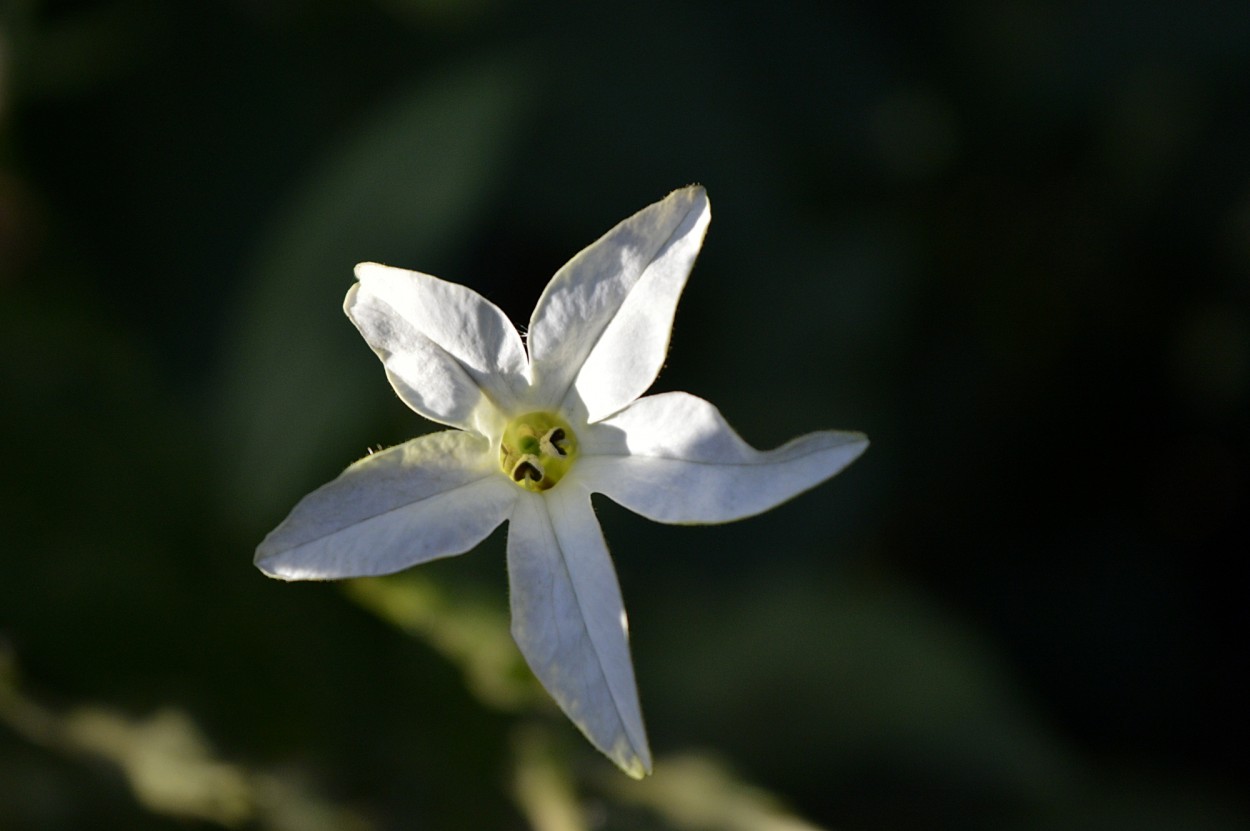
[219,55,530,522]
[1,0,1247,829]
[345,573,542,713]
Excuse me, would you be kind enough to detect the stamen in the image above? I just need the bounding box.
[542,427,569,457]
[512,459,543,482]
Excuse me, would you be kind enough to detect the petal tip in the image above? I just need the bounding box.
[609,736,652,779]
[672,183,709,215]
[620,754,652,780]
[253,554,335,582]
[352,261,407,287]
[253,543,303,581]
[609,729,652,779]
[253,554,292,581]
[342,280,362,314]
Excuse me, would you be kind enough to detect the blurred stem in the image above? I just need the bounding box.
[511,725,587,831]
[345,573,546,712]
[0,647,371,830]
[597,755,828,831]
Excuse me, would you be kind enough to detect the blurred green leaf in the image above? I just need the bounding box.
[647,567,1077,809]
[216,55,531,526]
[1009,771,1250,831]
[0,0,157,106]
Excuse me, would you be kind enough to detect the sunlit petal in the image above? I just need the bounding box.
[577,392,868,524]
[256,430,517,579]
[507,488,651,778]
[348,263,529,432]
[527,186,710,422]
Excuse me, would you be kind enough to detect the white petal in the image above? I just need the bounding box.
[527,186,711,422]
[507,488,651,777]
[576,392,868,524]
[348,262,529,432]
[256,430,517,579]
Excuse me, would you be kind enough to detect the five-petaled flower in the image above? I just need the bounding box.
[255,186,868,778]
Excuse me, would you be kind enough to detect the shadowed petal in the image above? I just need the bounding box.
[507,488,651,778]
[348,263,529,433]
[577,392,868,524]
[256,430,517,579]
[527,186,711,422]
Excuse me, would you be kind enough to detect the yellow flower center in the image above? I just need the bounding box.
[499,412,579,492]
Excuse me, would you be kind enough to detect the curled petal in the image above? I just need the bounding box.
[507,488,651,778]
[256,431,517,579]
[527,186,711,422]
[577,392,868,524]
[348,263,529,432]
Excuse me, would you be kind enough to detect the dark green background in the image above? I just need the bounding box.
[2,1,1246,829]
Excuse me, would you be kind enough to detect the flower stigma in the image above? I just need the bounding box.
[499,411,579,492]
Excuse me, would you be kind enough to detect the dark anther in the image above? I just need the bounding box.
[513,460,543,482]
[547,428,568,456]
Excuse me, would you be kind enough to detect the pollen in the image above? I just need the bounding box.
[499,412,579,492]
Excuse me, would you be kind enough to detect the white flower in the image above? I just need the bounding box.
[255,186,868,777]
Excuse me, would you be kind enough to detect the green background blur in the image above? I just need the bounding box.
[1,1,1247,829]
